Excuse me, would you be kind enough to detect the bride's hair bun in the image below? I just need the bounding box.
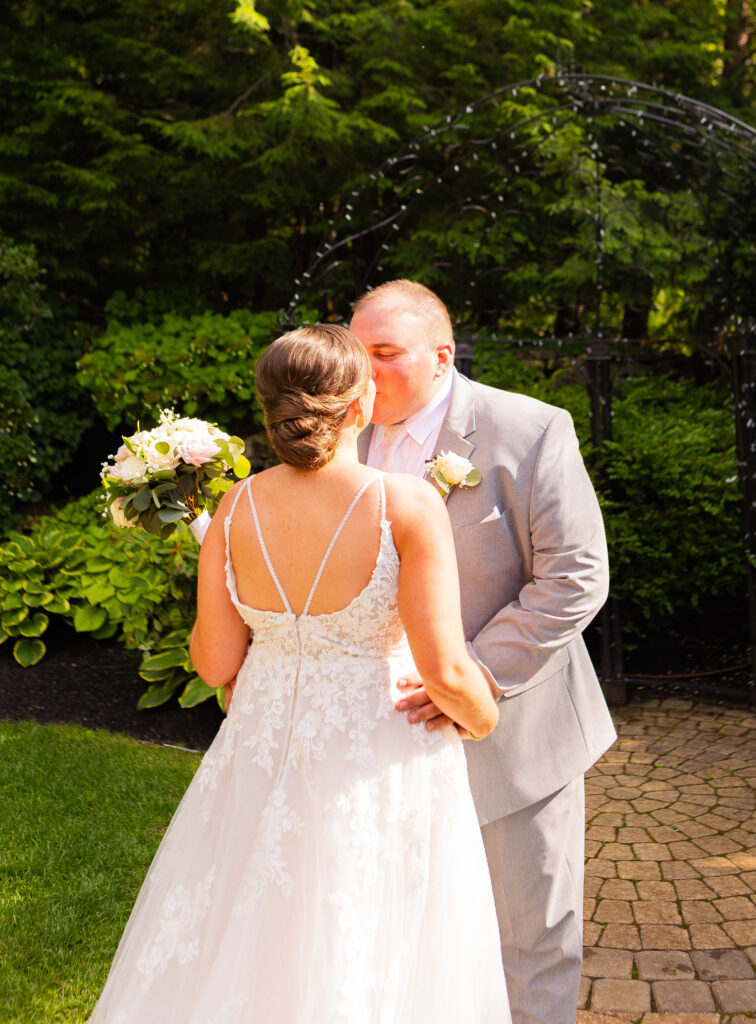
[255,324,372,469]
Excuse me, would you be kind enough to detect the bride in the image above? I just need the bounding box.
[89,324,510,1023]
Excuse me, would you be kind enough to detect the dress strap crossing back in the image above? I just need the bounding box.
[301,476,381,616]
[240,474,382,617]
[243,477,293,615]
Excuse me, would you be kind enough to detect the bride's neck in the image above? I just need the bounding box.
[282,433,362,481]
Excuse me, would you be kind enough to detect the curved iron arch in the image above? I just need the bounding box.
[282,73,756,703]
[283,73,756,330]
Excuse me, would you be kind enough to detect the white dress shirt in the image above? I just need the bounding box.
[366,370,454,476]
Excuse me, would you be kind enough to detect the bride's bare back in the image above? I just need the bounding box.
[229,464,383,617]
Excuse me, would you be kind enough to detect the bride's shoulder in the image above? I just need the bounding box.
[382,474,446,528]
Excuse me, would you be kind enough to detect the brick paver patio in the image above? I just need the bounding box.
[578,695,755,1024]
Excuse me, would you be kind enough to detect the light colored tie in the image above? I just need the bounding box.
[376,424,408,474]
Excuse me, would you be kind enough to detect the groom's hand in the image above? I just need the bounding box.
[395,672,453,731]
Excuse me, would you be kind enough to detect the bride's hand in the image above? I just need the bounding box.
[395,672,453,732]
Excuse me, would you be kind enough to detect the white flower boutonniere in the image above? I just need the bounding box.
[425,451,482,496]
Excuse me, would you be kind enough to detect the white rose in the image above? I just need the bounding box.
[110,497,137,528]
[143,438,180,473]
[433,451,473,485]
[106,454,148,484]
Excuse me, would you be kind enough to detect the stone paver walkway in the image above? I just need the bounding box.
[579,695,755,1024]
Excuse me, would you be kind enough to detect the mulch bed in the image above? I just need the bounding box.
[0,621,224,751]
[1,604,750,751]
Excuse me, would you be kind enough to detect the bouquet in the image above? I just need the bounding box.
[101,409,250,539]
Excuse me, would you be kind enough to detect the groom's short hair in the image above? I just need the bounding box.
[352,279,454,352]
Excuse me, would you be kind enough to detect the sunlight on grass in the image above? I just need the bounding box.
[0,721,201,1023]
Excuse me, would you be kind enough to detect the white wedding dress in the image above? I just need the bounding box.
[90,476,510,1023]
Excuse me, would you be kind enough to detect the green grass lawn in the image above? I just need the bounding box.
[0,721,201,1023]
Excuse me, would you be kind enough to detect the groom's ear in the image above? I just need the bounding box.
[436,340,454,376]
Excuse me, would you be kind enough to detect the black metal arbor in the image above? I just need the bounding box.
[284,73,756,703]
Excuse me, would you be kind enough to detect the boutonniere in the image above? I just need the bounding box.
[425,452,482,496]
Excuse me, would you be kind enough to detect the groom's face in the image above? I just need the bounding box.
[350,305,449,426]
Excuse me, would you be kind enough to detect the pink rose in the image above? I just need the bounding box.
[176,436,219,467]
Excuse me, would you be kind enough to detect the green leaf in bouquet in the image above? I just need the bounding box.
[73,604,108,632]
[137,677,182,709]
[13,638,46,667]
[123,437,136,455]
[0,625,8,645]
[178,470,198,489]
[154,441,171,455]
[151,481,178,498]
[45,596,71,614]
[132,486,152,512]
[233,455,251,479]
[216,686,227,713]
[139,647,189,680]
[2,606,29,628]
[157,507,185,523]
[431,469,451,495]
[152,469,177,481]
[178,676,216,708]
[1,593,25,611]
[18,612,49,638]
[141,511,163,536]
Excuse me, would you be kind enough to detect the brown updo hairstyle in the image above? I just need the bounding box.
[255,324,372,470]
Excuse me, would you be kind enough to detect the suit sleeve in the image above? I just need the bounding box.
[468,408,609,697]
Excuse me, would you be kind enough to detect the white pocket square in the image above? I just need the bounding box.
[480,506,502,524]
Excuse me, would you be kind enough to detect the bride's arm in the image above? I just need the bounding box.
[390,478,499,740]
[190,486,251,689]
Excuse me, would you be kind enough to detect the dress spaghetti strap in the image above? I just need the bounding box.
[235,475,383,617]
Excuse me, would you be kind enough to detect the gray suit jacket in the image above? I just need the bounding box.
[359,371,617,824]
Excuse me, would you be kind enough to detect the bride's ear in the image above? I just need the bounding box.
[347,393,368,432]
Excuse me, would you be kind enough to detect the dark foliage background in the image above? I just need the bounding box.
[1,0,753,701]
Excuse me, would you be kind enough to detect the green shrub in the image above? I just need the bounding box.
[0,236,93,527]
[598,375,743,634]
[77,308,279,431]
[0,491,210,708]
[473,342,744,640]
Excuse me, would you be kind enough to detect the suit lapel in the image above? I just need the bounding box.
[426,372,477,502]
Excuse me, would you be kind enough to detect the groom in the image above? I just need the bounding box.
[350,280,617,1024]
